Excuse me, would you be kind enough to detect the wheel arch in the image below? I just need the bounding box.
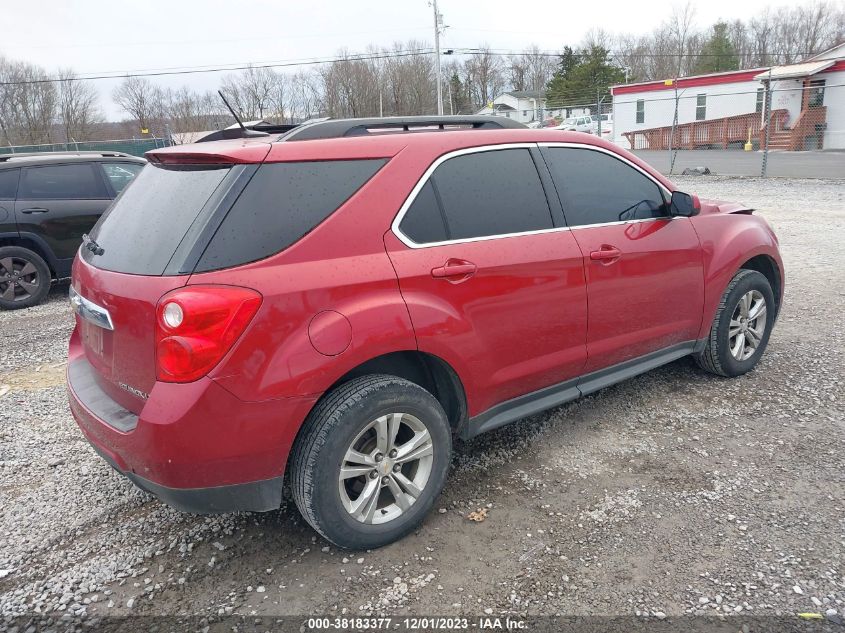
[739,254,782,317]
[322,350,468,434]
[0,233,59,278]
[694,213,784,340]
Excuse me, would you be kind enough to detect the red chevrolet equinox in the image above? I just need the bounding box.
[67,116,784,549]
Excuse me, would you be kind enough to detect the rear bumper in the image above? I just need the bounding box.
[90,443,283,513]
[67,335,318,513]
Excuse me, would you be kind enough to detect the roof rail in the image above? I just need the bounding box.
[278,115,526,142]
[0,150,135,162]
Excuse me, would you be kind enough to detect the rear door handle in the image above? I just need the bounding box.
[590,246,622,261]
[21,207,49,214]
[431,259,477,280]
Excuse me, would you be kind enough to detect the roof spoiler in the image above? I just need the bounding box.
[194,122,300,144]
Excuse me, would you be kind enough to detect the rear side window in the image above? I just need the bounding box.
[542,148,666,225]
[195,159,385,272]
[19,163,107,200]
[102,162,143,194]
[404,148,552,243]
[398,181,448,244]
[0,169,19,199]
[86,164,230,275]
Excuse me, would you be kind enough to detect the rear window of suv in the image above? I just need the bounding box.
[85,159,385,276]
[84,164,231,275]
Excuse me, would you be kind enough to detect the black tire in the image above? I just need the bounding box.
[697,269,776,377]
[290,375,452,550]
[0,246,51,310]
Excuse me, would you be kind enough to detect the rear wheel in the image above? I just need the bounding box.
[697,269,775,377]
[0,246,51,310]
[290,375,451,549]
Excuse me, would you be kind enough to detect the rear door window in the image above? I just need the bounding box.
[84,164,231,275]
[195,159,386,272]
[0,169,19,199]
[418,148,552,242]
[19,163,107,200]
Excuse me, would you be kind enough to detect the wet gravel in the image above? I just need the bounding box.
[0,176,843,625]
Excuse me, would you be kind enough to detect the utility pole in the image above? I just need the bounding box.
[432,0,444,115]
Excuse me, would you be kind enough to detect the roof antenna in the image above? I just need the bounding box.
[217,90,268,138]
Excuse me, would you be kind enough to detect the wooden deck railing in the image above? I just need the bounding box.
[622,110,785,151]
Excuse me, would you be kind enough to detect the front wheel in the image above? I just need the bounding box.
[290,375,452,549]
[697,269,776,377]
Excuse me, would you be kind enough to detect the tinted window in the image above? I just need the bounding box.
[102,162,143,194]
[86,164,230,275]
[0,169,19,199]
[398,181,447,244]
[196,159,385,272]
[543,148,666,225]
[427,149,552,241]
[19,163,106,199]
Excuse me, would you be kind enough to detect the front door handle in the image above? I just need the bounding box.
[590,246,622,262]
[431,259,477,281]
[21,207,49,214]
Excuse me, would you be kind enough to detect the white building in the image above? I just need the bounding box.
[611,43,845,150]
[477,91,568,124]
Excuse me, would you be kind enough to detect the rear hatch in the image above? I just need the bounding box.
[73,148,267,413]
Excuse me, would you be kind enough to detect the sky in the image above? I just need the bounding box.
[1,0,785,120]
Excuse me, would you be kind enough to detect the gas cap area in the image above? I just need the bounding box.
[0,206,7,222]
[308,310,353,356]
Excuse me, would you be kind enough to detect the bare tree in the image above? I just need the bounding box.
[669,2,697,76]
[112,76,166,134]
[220,66,282,121]
[507,45,555,96]
[57,69,101,142]
[463,46,505,109]
[288,70,322,121]
[0,58,57,145]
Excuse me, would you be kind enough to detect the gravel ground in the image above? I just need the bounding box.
[1,176,843,627]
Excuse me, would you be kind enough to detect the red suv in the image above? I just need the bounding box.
[67,116,783,549]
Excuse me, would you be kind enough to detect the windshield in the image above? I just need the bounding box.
[83,164,231,275]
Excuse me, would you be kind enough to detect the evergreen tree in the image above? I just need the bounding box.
[546,45,624,109]
[448,72,471,114]
[694,22,740,74]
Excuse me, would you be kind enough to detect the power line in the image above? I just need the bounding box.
[0,48,437,87]
[0,43,831,87]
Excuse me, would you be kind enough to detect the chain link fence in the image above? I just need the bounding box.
[607,75,844,178]
[0,137,172,158]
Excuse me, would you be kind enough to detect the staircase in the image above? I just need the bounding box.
[759,106,827,151]
[765,130,792,150]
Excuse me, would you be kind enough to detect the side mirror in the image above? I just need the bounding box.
[669,191,701,217]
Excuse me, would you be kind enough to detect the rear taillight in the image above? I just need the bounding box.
[155,286,262,383]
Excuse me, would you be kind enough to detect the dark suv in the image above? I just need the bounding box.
[67,116,783,549]
[0,151,145,309]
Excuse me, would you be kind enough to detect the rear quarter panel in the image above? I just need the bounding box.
[190,153,423,402]
[690,212,784,340]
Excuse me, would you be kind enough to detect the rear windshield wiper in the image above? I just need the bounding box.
[82,234,105,256]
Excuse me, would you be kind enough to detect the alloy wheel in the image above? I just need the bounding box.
[729,289,767,361]
[0,256,41,303]
[339,412,434,525]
